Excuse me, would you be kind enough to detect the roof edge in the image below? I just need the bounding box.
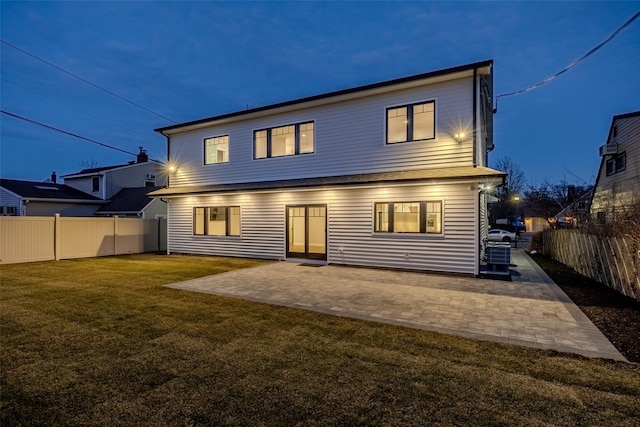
[155,59,493,134]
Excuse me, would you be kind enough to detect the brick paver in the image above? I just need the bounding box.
[166,249,626,361]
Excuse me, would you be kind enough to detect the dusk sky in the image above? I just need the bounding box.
[1,1,639,188]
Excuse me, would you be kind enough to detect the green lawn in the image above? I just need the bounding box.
[1,254,639,426]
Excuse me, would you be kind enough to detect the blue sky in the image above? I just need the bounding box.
[1,1,639,187]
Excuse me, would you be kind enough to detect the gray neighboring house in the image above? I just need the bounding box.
[590,111,640,222]
[62,148,166,201]
[95,186,167,218]
[0,178,104,216]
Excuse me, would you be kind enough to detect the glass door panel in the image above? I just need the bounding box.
[288,207,306,254]
[286,205,326,260]
[307,206,326,255]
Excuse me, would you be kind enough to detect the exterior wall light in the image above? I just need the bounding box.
[454,132,466,143]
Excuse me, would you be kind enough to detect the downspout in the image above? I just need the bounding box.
[472,67,478,167]
[473,66,480,275]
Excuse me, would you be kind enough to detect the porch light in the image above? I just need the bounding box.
[454,132,466,143]
[167,163,177,173]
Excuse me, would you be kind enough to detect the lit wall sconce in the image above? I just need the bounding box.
[167,163,177,173]
[454,132,467,143]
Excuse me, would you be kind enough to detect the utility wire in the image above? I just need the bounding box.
[0,39,176,123]
[1,109,163,163]
[494,10,640,112]
[1,76,148,137]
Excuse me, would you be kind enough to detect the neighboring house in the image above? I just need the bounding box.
[150,60,506,276]
[0,178,104,216]
[590,111,640,222]
[62,148,166,201]
[95,186,167,218]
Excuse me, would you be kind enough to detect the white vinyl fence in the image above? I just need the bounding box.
[542,229,640,301]
[0,215,167,265]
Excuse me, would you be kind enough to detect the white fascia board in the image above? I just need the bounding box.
[162,70,477,135]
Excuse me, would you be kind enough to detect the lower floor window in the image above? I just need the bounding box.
[374,201,442,234]
[193,206,240,236]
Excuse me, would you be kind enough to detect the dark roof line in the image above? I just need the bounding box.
[148,166,506,197]
[0,178,103,201]
[613,110,640,121]
[155,59,493,134]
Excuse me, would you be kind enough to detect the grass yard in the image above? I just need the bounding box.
[1,254,639,426]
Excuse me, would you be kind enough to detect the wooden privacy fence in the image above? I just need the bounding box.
[0,215,167,265]
[542,229,640,301]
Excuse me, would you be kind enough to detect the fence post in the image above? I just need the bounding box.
[54,213,61,261]
[113,215,119,256]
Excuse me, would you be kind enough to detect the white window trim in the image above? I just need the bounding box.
[370,199,445,237]
[204,134,230,166]
[383,98,437,146]
[252,119,316,160]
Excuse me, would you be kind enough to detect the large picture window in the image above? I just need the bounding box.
[374,201,442,234]
[386,101,435,144]
[254,121,314,159]
[204,135,229,164]
[193,206,240,236]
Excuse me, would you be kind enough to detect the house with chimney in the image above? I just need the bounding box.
[1,148,168,218]
[61,148,168,218]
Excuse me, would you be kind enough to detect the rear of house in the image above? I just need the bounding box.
[151,60,505,275]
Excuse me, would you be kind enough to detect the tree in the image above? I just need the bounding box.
[523,180,592,225]
[492,156,526,200]
[489,157,526,225]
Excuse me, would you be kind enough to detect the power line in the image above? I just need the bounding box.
[494,10,640,112]
[0,39,176,123]
[1,109,163,163]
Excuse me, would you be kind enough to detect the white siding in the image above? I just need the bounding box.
[105,163,164,199]
[64,175,103,199]
[0,188,21,214]
[166,182,479,275]
[65,163,166,200]
[591,114,640,215]
[141,198,168,219]
[169,77,476,187]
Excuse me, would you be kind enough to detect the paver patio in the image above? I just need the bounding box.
[166,249,626,361]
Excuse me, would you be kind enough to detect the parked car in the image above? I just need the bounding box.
[512,220,525,232]
[487,229,516,242]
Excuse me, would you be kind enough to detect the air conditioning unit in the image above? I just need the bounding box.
[146,174,156,179]
[599,143,618,156]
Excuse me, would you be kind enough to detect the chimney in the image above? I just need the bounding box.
[137,146,148,163]
[51,171,57,184]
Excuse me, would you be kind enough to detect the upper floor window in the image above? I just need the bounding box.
[193,206,240,236]
[386,101,435,144]
[374,201,442,234]
[606,152,626,176]
[205,135,229,164]
[254,121,314,159]
[92,176,100,193]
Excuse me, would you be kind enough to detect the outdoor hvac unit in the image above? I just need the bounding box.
[599,143,618,156]
[486,244,510,266]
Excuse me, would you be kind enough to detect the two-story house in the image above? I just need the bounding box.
[63,148,168,218]
[590,111,640,222]
[150,60,505,275]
